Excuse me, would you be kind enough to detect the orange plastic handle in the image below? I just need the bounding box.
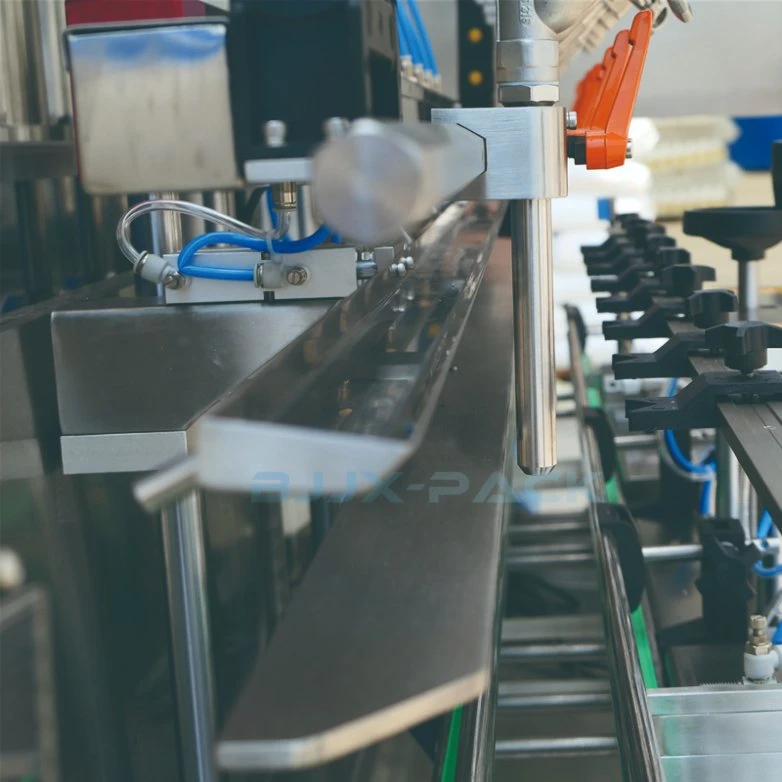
[569,10,653,169]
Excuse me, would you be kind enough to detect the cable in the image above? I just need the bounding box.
[397,8,412,59]
[177,232,261,281]
[698,478,713,517]
[177,226,332,280]
[754,510,781,578]
[265,187,279,230]
[405,0,438,75]
[117,199,269,267]
[754,561,782,578]
[662,378,715,515]
[397,0,426,68]
[758,510,774,540]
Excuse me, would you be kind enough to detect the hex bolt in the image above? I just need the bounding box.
[566,111,578,130]
[390,261,407,277]
[401,255,415,270]
[285,266,310,286]
[264,120,287,148]
[745,615,772,656]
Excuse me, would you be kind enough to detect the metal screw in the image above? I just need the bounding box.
[745,614,772,656]
[401,255,415,270]
[324,117,350,140]
[264,120,287,148]
[625,138,633,159]
[286,266,310,286]
[164,271,186,290]
[390,261,407,277]
[566,111,578,130]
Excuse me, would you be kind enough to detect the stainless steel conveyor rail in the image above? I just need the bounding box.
[566,307,665,782]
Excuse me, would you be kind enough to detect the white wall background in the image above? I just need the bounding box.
[560,0,782,117]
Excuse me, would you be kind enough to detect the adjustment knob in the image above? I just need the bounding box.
[628,221,666,247]
[660,264,716,298]
[653,246,691,269]
[705,321,782,374]
[643,235,676,263]
[687,289,737,329]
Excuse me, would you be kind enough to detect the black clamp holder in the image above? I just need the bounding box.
[611,289,738,379]
[625,369,782,430]
[696,517,760,643]
[602,298,685,340]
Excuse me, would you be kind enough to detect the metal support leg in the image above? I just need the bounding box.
[511,198,557,475]
[161,492,217,782]
[737,260,759,538]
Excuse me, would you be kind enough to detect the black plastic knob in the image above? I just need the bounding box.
[653,247,691,269]
[660,264,716,298]
[643,235,677,264]
[687,289,738,329]
[684,206,782,261]
[705,321,782,374]
[628,221,666,247]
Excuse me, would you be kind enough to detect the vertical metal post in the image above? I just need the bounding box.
[737,260,759,538]
[510,199,557,475]
[716,432,741,519]
[738,262,759,321]
[161,492,217,782]
[150,197,215,782]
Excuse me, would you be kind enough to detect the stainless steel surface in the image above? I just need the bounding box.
[661,753,782,782]
[495,0,561,104]
[647,684,782,715]
[0,0,64,140]
[163,247,358,304]
[567,309,665,782]
[432,106,567,201]
[655,711,782,756]
[215,236,515,770]
[61,432,188,475]
[512,199,557,475]
[495,737,618,758]
[311,119,485,245]
[161,492,217,782]
[65,23,239,194]
[52,300,330,437]
[647,685,782,779]
[244,157,312,184]
[141,202,505,498]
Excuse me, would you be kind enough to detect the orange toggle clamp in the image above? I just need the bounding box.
[568,10,653,170]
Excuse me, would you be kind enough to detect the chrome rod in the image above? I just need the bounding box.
[511,199,557,475]
[506,539,780,569]
[500,642,606,662]
[497,692,612,711]
[161,493,217,782]
[495,737,617,758]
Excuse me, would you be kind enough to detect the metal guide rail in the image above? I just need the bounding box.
[566,307,664,782]
[567,305,782,781]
